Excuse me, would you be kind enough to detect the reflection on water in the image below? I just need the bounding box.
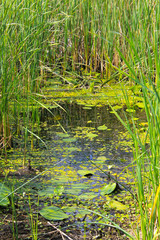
[5,101,146,185]
[39,102,133,171]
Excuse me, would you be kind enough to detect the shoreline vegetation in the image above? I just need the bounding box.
[0,0,160,239]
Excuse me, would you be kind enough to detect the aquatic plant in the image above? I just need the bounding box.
[111,9,160,237]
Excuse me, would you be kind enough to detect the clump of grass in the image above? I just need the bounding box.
[111,10,160,237]
[0,0,63,158]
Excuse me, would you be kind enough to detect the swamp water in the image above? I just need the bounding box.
[0,91,146,239]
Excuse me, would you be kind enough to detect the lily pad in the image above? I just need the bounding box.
[76,209,91,218]
[38,187,54,198]
[40,206,69,221]
[62,138,77,142]
[65,188,82,195]
[0,183,11,207]
[97,125,108,130]
[56,133,70,138]
[62,206,77,213]
[96,156,107,163]
[38,186,64,198]
[64,183,90,195]
[78,192,98,200]
[100,183,117,195]
[77,169,95,176]
[109,200,128,211]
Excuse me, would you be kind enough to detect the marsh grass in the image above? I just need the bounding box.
[111,26,160,240]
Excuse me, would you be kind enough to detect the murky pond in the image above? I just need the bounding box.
[1,97,145,239]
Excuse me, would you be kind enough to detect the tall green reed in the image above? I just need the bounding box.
[0,0,64,160]
[109,1,160,237]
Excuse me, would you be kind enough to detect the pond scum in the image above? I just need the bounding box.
[0,0,160,239]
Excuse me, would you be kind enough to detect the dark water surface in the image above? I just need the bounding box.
[39,102,133,169]
[1,101,146,236]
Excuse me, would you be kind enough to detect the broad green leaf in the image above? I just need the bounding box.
[62,138,77,142]
[71,183,90,189]
[76,209,91,218]
[96,156,107,163]
[126,108,135,113]
[78,192,98,200]
[97,125,108,130]
[38,187,54,198]
[52,176,70,183]
[109,200,128,211]
[62,206,77,213]
[65,183,90,195]
[56,133,70,138]
[65,188,82,195]
[0,193,10,206]
[77,170,95,176]
[100,183,116,195]
[0,183,11,206]
[40,206,69,221]
[38,186,64,198]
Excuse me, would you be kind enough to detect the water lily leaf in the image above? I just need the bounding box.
[38,187,54,198]
[62,138,77,142]
[109,200,128,211]
[38,186,64,198]
[65,188,82,195]
[100,183,116,195]
[72,183,90,189]
[78,192,98,200]
[62,206,77,213]
[76,209,91,218]
[56,133,70,138]
[65,183,90,195]
[77,170,95,176]
[96,156,107,163]
[52,176,70,183]
[0,183,11,206]
[40,206,69,221]
[97,125,108,130]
